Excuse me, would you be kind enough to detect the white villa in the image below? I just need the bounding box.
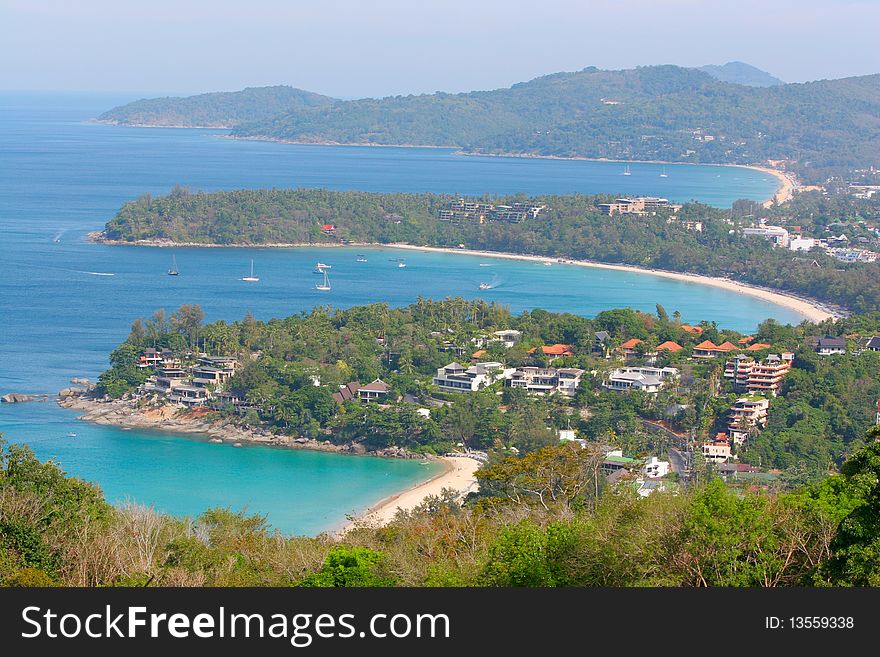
[433,361,513,393]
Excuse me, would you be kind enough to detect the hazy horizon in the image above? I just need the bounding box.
[2,0,879,99]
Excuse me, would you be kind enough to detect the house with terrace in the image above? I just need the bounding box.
[433,361,512,393]
[508,366,585,397]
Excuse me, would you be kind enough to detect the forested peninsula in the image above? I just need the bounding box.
[99,65,880,182]
[98,187,880,314]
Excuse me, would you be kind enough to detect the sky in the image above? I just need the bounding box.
[1,0,878,98]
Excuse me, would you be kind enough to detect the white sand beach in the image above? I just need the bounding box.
[339,455,481,533]
[386,243,840,323]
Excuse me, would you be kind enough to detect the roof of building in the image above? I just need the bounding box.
[864,336,880,349]
[529,344,573,356]
[680,325,704,335]
[815,336,847,348]
[610,371,662,387]
[359,379,390,393]
[594,331,611,342]
[620,338,642,349]
[656,340,683,352]
[738,336,755,345]
[472,349,487,359]
[716,341,739,352]
[332,381,361,403]
[746,343,772,351]
[694,339,719,350]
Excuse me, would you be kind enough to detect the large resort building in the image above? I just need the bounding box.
[598,197,681,216]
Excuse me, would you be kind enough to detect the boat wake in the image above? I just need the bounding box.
[80,271,115,276]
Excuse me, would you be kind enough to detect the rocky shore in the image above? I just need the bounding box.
[57,394,421,460]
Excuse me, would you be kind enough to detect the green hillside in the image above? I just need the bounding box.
[98,85,337,128]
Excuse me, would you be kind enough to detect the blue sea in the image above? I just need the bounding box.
[0,92,795,534]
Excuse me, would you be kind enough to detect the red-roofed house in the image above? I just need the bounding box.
[716,341,739,353]
[680,325,704,336]
[529,344,574,359]
[617,338,642,358]
[746,343,772,352]
[656,341,683,353]
[472,349,487,360]
[738,336,755,345]
[321,224,336,235]
[693,340,720,358]
[358,379,390,402]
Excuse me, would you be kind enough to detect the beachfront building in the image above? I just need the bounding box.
[598,197,679,216]
[433,361,512,392]
[166,385,209,407]
[508,366,585,397]
[603,366,678,393]
[743,225,790,248]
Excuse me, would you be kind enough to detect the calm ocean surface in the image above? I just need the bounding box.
[0,92,795,534]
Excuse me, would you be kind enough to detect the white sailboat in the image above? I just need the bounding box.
[241,259,259,282]
[659,167,668,178]
[168,254,179,276]
[397,258,407,268]
[623,165,632,176]
[315,268,331,291]
[313,261,331,273]
[356,254,368,262]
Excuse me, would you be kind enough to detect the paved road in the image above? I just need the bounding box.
[668,447,690,483]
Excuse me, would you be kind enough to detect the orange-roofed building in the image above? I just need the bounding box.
[716,341,739,353]
[738,336,755,345]
[746,343,772,352]
[529,344,574,358]
[656,341,683,352]
[472,349,487,359]
[693,340,720,358]
[617,338,643,358]
[680,324,704,336]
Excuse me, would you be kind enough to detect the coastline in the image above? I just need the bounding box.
[384,243,840,323]
[457,151,796,206]
[58,395,414,459]
[59,394,481,533]
[97,120,794,206]
[86,231,841,322]
[336,455,480,535]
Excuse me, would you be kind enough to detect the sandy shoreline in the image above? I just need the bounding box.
[337,455,481,535]
[384,243,840,323]
[87,230,841,322]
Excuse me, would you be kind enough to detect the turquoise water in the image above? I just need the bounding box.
[0,92,794,534]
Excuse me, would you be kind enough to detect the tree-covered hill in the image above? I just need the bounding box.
[98,85,337,128]
[228,66,879,182]
[698,61,784,87]
[100,187,880,313]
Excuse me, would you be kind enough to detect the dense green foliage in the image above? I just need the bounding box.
[103,187,880,313]
[103,298,880,480]
[5,434,880,587]
[98,85,336,128]
[222,66,879,182]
